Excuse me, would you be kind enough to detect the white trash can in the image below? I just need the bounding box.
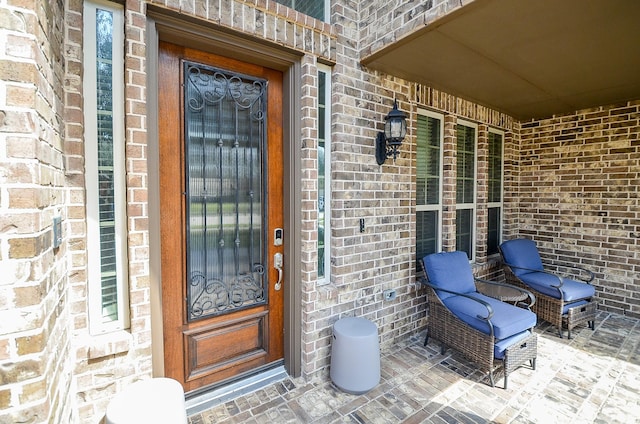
[105,377,187,424]
[330,317,380,394]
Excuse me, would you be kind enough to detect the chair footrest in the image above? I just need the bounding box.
[564,301,596,326]
[503,332,537,375]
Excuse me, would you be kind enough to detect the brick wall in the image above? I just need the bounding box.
[518,103,640,318]
[0,0,74,422]
[309,4,520,380]
[62,0,156,421]
[299,52,324,376]
[309,1,422,375]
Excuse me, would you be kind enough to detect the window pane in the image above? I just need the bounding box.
[417,210,438,265]
[456,209,473,259]
[487,207,500,255]
[318,71,326,279]
[96,8,118,323]
[456,124,475,204]
[417,115,440,206]
[488,132,503,203]
[85,0,128,333]
[275,0,325,21]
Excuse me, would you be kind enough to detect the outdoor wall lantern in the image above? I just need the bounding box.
[376,99,407,165]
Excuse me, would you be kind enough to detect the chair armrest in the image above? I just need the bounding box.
[502,262,564,289]
[419,279,494,321]
[474,277,536,308]
[553,263,595,283]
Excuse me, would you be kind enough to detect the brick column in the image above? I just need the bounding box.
[475,124,489,263]
[441,114,457,251]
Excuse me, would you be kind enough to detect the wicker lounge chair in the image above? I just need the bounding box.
[499,238,596,339]
[420,251,538,389]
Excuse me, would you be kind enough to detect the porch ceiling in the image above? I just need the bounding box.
[361,0,640,120]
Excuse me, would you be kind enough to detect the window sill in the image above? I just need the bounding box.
[87,330,132,360]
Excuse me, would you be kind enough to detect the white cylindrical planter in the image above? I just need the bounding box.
[330,317,381,394]
[105,377,187,424]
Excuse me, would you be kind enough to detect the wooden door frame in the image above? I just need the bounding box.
[146,9,303,381]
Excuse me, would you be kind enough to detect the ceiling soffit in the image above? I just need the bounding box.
[361,0,640,120]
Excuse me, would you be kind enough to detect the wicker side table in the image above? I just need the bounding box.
[476,282,529,304]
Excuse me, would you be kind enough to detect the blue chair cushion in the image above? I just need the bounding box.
[442,292,537,340]
[499,239,544,277]
[423,251,476,300]
[494,330,532,360]
[519,272,596,301]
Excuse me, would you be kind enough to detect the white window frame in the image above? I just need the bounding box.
[83,0,130,334]
[455,119,478,262]
[416,109,444,261]
[487,128,504,255]
[317,64,331,285]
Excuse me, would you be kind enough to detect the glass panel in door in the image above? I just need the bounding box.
[184,62,268,321]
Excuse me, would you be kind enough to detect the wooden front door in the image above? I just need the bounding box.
[158,42,285,393]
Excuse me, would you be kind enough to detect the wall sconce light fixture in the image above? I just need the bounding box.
[376,99,407,165]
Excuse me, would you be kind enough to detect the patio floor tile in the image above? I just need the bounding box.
[188,311,640,423]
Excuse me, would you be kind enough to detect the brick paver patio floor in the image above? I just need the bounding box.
[188,311,640,423]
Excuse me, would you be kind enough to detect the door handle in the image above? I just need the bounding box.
[274,253,283,291]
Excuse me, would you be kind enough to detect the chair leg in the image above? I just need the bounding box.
[488,371,495,388]
[424,332,429,347]
[503,374,508,390]
[531,358,536,370]
[440,344,446,355]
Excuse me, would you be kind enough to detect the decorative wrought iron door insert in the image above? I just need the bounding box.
[183,61,268,321]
